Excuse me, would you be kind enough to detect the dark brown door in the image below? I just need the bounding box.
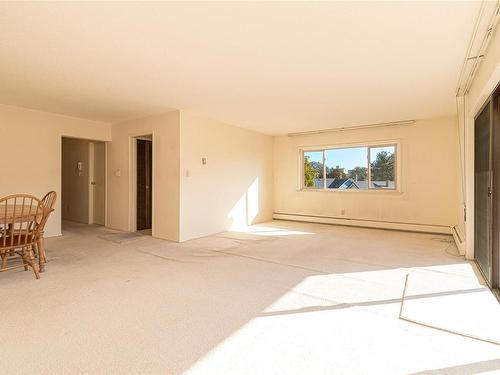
[137,139,152,231]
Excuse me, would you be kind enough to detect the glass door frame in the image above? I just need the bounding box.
[474,97,494,285]
[492,84,500,290]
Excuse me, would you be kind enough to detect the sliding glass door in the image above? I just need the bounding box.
[493,88,500,290]
[474,100,492,283]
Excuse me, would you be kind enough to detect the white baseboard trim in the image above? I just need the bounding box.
[273,213,452,235]
[451,225,466,255]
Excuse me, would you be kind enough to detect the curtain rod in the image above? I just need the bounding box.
[287,120,415,137]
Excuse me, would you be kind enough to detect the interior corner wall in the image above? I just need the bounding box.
[455,95,466,242]
[0,104,111,238]
[61,138,91,224]
[107,111,180,241]
[179,110,274,241]
[461,23,500,259]
[274,117,460,229]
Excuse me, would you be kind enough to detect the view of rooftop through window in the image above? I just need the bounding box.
[303,145,396,190]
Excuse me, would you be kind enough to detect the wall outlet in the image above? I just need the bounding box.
[341,209,345,215]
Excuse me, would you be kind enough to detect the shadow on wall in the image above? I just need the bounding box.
[227,177,260,230]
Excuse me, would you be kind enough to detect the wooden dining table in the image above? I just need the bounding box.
[0,204,53,272]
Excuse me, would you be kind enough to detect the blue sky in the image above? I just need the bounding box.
[305,146,394,170]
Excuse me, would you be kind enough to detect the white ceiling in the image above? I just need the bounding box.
[0,1,480,134]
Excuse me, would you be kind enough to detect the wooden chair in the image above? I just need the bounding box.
[41,191,57,212]
[0,194,46,279]
[36,191,57,269]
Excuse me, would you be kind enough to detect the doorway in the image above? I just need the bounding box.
[474,83,500,290]
[61,137,106,228]
[135,136,152,234]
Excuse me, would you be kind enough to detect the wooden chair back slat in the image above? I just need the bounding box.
[2,202,7,247]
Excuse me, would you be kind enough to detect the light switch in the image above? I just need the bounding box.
[115,169,121,177]
[202,157,207,165]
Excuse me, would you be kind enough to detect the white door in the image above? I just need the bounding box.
[89,142,106,225]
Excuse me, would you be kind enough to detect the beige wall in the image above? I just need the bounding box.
[0,104,111,237]
[61,138,91,224]
[274,117,460,228]
[0,105,271,242]
[459,24,500,258]
[179,111,274,241]
[0,104,466,243]
[107,111,180,241]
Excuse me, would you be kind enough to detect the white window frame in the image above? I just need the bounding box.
[299,140,401,192]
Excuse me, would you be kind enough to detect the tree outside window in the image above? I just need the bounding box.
[303,144,396,190]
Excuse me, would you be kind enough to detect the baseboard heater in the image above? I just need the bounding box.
[451,225,466,255]
[273,213,452,235]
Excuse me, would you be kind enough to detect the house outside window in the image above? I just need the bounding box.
[302,143,398,191]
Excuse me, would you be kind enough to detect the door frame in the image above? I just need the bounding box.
[492,84,500,289]
[129,133,154,234]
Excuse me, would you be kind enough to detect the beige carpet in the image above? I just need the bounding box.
[1,220,499,374]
